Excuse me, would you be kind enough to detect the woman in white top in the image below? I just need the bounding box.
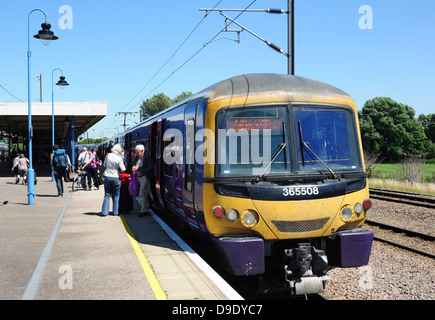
[100,144,126,216]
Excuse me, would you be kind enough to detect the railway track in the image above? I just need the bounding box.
[365,219,435,259]
[369,187,435,209]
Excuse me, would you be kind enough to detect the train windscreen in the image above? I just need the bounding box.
[295,106,362,173]
[216,106,289,176]
[216,104,362,177]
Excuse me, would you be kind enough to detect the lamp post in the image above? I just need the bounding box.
[51,68,69,181]
[27,9,58,205]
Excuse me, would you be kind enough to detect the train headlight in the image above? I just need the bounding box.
[241,210,258,228]
[212,206,225,219]
[354,202,364,215]
[226,209,239,222]
[341,207,352,220]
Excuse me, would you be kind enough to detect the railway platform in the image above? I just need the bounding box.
[0,162,242,300]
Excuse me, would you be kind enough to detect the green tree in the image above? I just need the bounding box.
[140,93,172,120]
[418,113,435,142]
[359,97,427,161]
[418,113,435,158]
[140,91,193,120]
[172,91,193,104]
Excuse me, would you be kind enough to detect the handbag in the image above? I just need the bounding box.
[120,171,130,185]
[128,171,139,197]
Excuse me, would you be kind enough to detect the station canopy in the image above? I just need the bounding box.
[0,101,106,142]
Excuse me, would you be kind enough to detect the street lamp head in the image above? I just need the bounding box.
[56,76,69,89]
[33,21,58,45]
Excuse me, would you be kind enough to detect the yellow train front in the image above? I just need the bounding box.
[198,74,373,295]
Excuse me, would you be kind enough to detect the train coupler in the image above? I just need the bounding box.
[284,243,330,295]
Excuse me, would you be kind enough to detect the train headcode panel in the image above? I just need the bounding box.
[226,118,283,131]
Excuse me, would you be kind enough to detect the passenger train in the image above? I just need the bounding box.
[100,73,374,295]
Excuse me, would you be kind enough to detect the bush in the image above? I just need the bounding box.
[397,156,426,183]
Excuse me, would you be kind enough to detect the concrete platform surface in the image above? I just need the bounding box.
[0,169,241,300]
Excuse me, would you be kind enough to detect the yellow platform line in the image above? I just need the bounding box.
[120,214,167,300]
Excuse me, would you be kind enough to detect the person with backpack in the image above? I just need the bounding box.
[51,144,68,197]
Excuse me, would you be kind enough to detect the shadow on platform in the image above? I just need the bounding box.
[0,160,52,178]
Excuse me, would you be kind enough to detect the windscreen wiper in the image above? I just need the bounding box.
[252,142,286,184]
[298,121,339,179]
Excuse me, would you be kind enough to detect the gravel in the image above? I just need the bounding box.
[321,199,435,300]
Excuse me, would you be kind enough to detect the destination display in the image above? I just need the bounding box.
[226,118,282,131]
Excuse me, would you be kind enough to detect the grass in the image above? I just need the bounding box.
[368,178,435,195]
[374,163,435,182]
[368,163,435,195]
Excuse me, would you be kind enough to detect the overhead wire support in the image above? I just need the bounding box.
[116,111,138,130]
[200,2,294,75]
[199,8,289,14]
[218,11,289,58]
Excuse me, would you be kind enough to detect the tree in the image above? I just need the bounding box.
[140,91,193,120]
[359,97,427,161]
[140,93,172,120]
[418,113,435,142]
[418,113,435,159]
[172,91,193,104]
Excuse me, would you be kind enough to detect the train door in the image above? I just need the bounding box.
[147,125,157,203]
[182,106,200,229]
[193,103,206,231]
[124,132,131,172]
[154,119,166,209]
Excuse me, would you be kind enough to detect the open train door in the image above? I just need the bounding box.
[124,132,132,173]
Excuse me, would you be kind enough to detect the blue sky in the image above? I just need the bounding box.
[1,0,434,139]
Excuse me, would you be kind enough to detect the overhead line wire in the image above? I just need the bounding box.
[0,84,25,102]
[126,0,258,112]
[118,0,223,114]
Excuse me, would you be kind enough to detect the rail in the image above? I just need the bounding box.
[369,188,435,209]
[365,219,435,259]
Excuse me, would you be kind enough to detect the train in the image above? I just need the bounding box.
[99,73,374,295]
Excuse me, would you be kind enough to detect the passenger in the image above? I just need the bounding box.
[12,153,20,184]
[132,144,154,217]
[82,148,100,190]
[78,147,89,188]
[64,153,73,182]
[100,144,126,216]
[51,145,68,197]
[12,153,29,184]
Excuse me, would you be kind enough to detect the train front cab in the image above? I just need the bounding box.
[201,83,374,295]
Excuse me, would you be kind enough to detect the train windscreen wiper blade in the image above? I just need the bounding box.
[298,121,338,179]
[252,142,286,184]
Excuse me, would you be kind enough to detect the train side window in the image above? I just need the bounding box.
[130,140,137,156]
[163,136,175,177]
[185,118,195,191]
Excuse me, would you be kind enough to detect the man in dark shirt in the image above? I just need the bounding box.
[51,144,67,197]
[132,144,154,216]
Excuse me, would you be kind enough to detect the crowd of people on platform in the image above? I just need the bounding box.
[10,143,153,218]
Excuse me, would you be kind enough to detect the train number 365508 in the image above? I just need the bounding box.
[282,186,319,197]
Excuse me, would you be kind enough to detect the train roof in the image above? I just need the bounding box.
[126,73,352,133]
[192,73,352,104]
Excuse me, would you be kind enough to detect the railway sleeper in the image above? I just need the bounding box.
[283,243,330,295]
